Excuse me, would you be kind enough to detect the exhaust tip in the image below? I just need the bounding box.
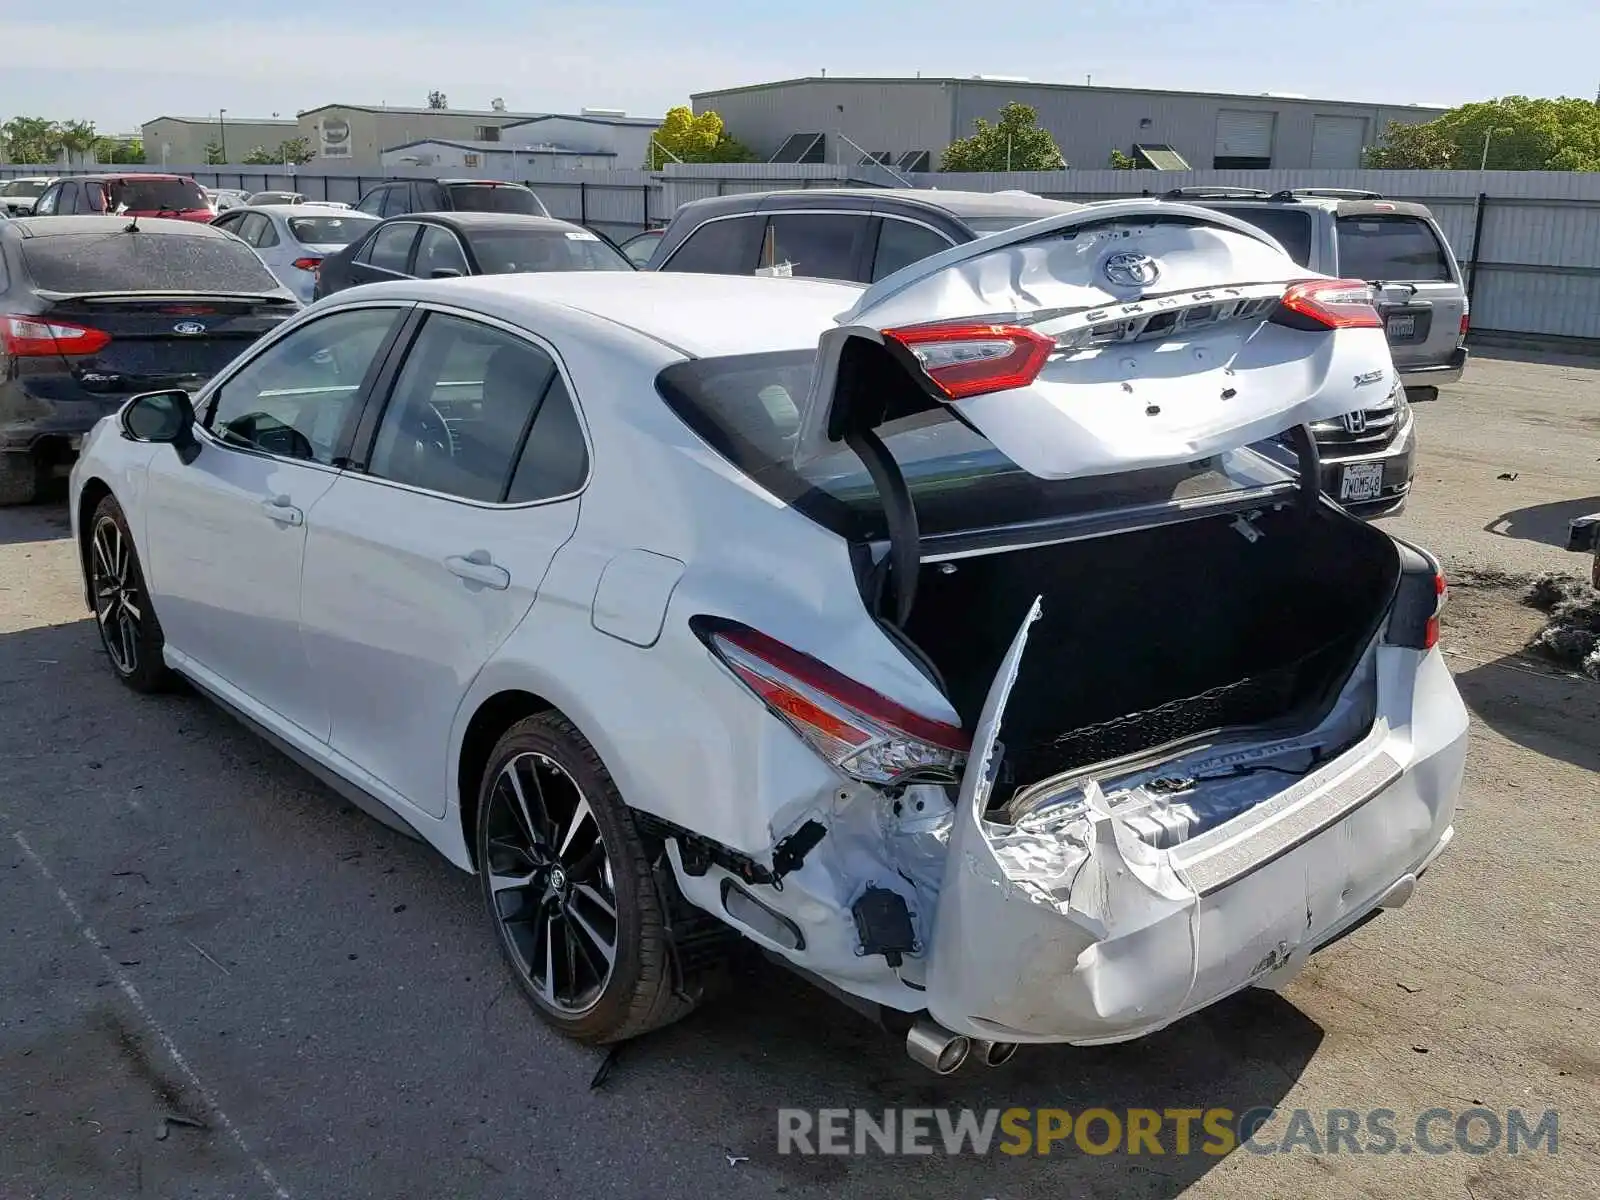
[977,1039,1019,1067]
[906,1016,971,1075]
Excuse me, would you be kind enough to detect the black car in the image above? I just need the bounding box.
[646,187,1080,278]
[0,216,299,505]
[352,179,550,220]
[313,212,632,299]
[649,186,1418,518]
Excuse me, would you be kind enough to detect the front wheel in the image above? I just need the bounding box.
[88,495,174,692]
[476,713,697,1044]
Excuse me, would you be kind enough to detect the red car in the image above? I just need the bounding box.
[31,174,214,223]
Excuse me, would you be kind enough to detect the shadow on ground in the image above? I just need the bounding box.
[1455,651,1600,775]
[0,481,71,547]
[1485,495,1600,550]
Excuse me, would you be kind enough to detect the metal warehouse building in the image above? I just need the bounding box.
[692,77,1448,172]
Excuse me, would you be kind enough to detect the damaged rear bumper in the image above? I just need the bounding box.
[920,650,1467,1046]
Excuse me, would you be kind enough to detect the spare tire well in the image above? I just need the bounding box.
[457,689,555,869]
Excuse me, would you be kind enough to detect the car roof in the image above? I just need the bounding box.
[1163,191,1439,221]
[436,179,530,186]
[382,212,582,234]
[2,215,233,239]
[674,186,1081,225]
[344,271,862,358]
[62,173,195,183]
[235,204,377,220]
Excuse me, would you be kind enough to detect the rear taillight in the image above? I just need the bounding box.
[1273,279,1384,330]
[0,315,112,358]
[693,617,970,785]
[1386,542,1447,651]
[1459,312,1470,340]
[292,257,323,272]
[1425,569,1447,650]
[881,322,1054,401]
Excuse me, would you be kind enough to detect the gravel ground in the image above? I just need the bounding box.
[1,349,1596,1200]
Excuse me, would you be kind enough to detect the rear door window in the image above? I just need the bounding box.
[367,222,420,273]
[379,186,413,218]
[872,218,954,281]
[20,232,283,293]
[1335,215,1453,282]
[661,216,762,274]
[1205,206,1315,267]
[415,225,470,277]
[761,213,870,281]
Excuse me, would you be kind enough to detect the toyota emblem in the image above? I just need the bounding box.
[1102,251,1162,289]
[172,321,206,335]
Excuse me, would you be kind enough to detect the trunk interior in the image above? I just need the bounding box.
[902,501,1401,811]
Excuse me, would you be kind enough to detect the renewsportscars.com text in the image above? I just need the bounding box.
[777,1107,1559,1157]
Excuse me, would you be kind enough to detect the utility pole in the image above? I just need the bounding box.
[218,108,228,164]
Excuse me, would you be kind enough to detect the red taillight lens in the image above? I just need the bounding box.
[1275,279,1384,330]
[881,322,1054,401]
[694,617,970,785]
[292,256,323,272]
[1459,312,1470,338]
[1425,569,1447,650]
[0,315,113,358]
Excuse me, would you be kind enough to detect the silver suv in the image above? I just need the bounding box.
[1165,187,1469,399]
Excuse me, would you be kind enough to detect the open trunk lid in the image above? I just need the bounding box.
[796,199,1397,481]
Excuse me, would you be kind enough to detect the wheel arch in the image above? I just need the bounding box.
[76,476,115,610]
[456,688,557,870]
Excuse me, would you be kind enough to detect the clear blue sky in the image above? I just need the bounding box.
[4,0,1597,132]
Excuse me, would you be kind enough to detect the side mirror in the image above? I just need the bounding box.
[430,267,463,279]
[121,390,198,458]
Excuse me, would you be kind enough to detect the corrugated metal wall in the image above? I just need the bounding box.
[692,81,955,161]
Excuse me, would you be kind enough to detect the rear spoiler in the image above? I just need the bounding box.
[36,290,296,305]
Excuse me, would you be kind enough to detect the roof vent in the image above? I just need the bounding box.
[581,107,628,117]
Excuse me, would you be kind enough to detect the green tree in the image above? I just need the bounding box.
[1365,96,1600,170]
[57,119,101,163]
[2,116,64,164]
[96,137,144,164]
[276,137,315,165]
[427,90,448,110]
[1108,148,1139,170]
[646,105,758,168]
[203,141,226,165]
[940,102,1066,172]
[242,145,277,165]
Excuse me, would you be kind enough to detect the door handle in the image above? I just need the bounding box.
[445,550,510,590]
[260,495,304,526]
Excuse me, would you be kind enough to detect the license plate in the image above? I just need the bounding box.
[1340,463,1385,502]
[1386,315,1416,340]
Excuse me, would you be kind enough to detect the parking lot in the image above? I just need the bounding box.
[0,348,1596,1200]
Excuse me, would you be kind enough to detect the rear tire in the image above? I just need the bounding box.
[0,452,39,506]
[476,712,698,1044]
[88,495,174,693]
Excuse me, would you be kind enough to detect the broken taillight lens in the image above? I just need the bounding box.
[693,617,970,785]
[1273,279,1384,330]
[881,322,1054,401]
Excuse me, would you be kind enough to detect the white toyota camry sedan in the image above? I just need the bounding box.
[69,202,1467,1072]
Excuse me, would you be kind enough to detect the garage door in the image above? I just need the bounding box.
[1215,110,1275,165]
[1311,116,1368,169]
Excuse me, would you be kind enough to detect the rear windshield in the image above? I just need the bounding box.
[21,232,284,294]
[1203,206,1315,267]
[2,179,50,198]
[251,192,302,205]
[1336,215,1453,282]
[108,178,207,212]
[656,351,1289,539]
[287,215,373,246]
[447,184,548,216]
[468,228,632,274]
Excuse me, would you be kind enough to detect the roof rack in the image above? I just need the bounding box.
[1161,186,1272,200]
[1270,187,1386,201]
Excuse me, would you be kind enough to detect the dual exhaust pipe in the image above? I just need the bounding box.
[905,1015,1017,1074]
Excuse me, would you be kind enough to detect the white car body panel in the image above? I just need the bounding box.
[66,263,1464,1049]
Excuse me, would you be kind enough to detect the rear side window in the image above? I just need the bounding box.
[447,184,548,216]
[873,218,954,281]
[109,178,206,212]
[1205,206,1315,267]
[20,232,283,293]
[761,213,870,281]
[380,186,412,218]
[655,352,1286,539]
[1336,215,1453,282]
[662,216,762,274]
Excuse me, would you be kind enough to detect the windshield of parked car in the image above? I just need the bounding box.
[108,178,208,212]
[1202,206,1315,267]
[655,350,1291,539]
[1,179,50,198]
[467,228,633,274]
[446,184,550,216]
[21,231,286,294]
[251,192,303,205]
[288,215,375,246]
